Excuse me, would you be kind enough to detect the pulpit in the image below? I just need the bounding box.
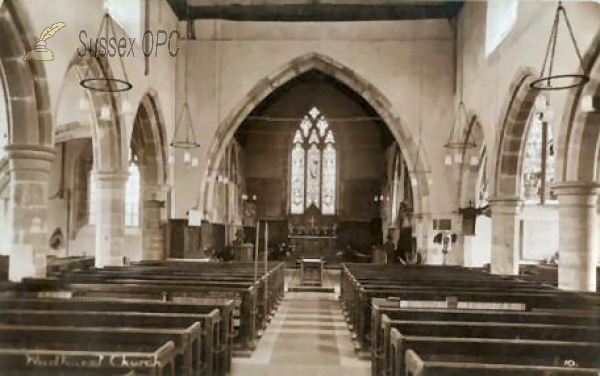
[287,205,337,265]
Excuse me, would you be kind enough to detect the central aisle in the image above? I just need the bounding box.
[231,291,371,376]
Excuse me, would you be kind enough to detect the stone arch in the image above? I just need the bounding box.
[559,30,600,182]
[200,52,431,222]
[61,53,127,173]
[491,67,540,199]
[0,1,52,148]
[131,91,169,260]
[0,2,57,279]
[132,92,168,186]
[54,65,94,142]
[58,52,130,267]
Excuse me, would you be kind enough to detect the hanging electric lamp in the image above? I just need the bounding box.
[79,13,133,93]
[444,23,476,167]
[444,101,476,166]
[529,1,589,91]
[171,8,200,152]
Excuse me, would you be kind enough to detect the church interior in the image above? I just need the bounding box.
[0,0,599,374]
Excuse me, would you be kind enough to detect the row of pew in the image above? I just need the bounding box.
[518,264,600,291]
[46,256,95,277]
[339,263,600,376]
[0,255,93,282]
[0,260,285,376]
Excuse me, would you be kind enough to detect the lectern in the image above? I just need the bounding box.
[300,258,324,286]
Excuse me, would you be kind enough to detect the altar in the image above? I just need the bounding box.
[287,205,337,264]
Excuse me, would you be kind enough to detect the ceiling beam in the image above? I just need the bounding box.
[167,1,463,22]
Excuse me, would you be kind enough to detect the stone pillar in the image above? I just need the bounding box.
[5,145,54,281]
[413,213,431,263]
[490,197,521,275]
[94,171,128,267]
[553,181,600,292]
[142,186,169,261]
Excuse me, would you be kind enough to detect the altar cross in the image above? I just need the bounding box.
[309,216,316,230]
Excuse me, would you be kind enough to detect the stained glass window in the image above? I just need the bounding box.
[290,143,305,214]
[290,107,337,215]
[306,144,321,208]
[322,142,336,215]
[522,112,556,204]
[300,118,311,137]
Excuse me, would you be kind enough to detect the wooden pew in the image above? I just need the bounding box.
[9,279,256,354]
[382,319,600,376]
[89,262,286,320]
[0,331,178,376]
[339,264,599,352]
[393,333,600,376]
[518,264,600,291]
[371,305,600,376]
[354,288,598,351]
[404,348,600,376]
[56,272,275,333]
[46,256,95,277]
[0,298,233,375]
[0,325,199,376]
[33,262,286,346]
[16,260,279,333]
[1,369,144,376]
[0,309,220,376]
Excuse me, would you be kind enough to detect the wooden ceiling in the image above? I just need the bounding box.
[166,1,464,22]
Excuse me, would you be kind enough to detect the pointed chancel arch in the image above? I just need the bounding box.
[200,53,431,225]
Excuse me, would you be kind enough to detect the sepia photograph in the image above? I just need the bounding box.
[0,0,599,374]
